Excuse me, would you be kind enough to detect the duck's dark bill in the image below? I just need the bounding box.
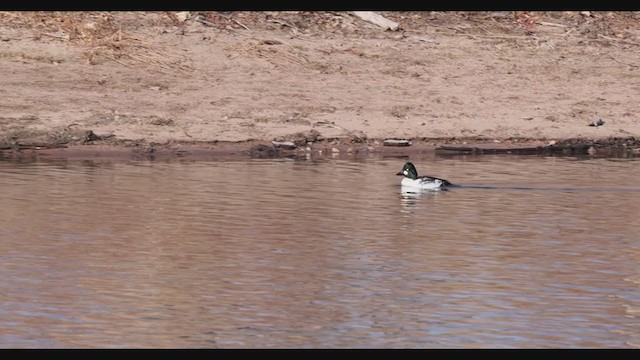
[396,171,404,176]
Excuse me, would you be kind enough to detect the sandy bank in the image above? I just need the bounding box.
[1,11,639,159]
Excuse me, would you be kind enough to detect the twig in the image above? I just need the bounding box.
[597,34,640,47]
[232,19,251,31]
[455,33,535,41]
[220,14,251,31]
[562,27,576,37]
[228,46,252,61]
[538,21,568,28]
[477,25,494,36]
[606,54,639,69]
[111,56,131,67]
[259,39,282,45]
[194,15,216,27]
[268,19,299,32]
[42,32,70,40]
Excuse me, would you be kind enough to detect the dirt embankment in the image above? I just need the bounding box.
[1,11,639,159]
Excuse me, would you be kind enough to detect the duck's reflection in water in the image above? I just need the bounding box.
[399,187,444,212]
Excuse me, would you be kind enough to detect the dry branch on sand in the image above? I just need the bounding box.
[352,11,400,31]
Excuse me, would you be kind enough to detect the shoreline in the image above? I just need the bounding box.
[2,136,638,161]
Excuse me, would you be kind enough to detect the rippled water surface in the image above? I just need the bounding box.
[1,154,639,348]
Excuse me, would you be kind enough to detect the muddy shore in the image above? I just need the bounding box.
[1,11,640,160]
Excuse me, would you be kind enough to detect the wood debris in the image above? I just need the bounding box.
[352,12,399,31]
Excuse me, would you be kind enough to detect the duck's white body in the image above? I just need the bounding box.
[400,176,445,189]
[396,162,455,190]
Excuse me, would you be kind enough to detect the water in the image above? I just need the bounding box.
[0,154,639,348]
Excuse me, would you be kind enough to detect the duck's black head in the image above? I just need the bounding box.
[396,162,418,179]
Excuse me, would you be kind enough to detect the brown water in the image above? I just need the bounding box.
[1,155,639,348]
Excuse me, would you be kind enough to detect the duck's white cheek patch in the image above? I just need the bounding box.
[403,170,408,175]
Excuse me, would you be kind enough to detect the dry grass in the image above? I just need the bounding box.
[225,37,309,66]
[2,11,640,70]
[0,11,194,71]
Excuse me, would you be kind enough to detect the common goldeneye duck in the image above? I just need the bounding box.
[396,161,455,189]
